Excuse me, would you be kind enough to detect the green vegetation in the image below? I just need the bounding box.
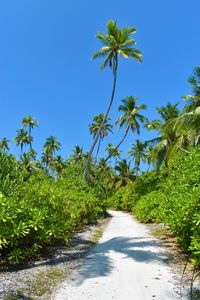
[0,19,199,273]
[110,147,200,266]
[0,147,106,262]
[106,65,200,267]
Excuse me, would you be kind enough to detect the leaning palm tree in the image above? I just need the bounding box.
[128,139,147,175]
[101,96,147,166]
[83,19,142,178]
[15,129,29,156]
[43,136,61,158]
[22,114,39,150]
[0,138,9,152]
[89,113,113,160]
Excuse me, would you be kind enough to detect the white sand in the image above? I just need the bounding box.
[54,211,181,300]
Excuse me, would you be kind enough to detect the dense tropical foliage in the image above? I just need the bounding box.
[107,65,200,267]
[0,19,199,271]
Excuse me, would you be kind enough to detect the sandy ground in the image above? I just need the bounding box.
[53,211,183,300]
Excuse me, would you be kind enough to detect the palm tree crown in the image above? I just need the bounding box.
[99,96,147,168]
[15,129,29,155]
[0,138,9,151]
[53,155,66,176]
[89,113,113,139]
[146,103,181,169]
[128,139,147,172]
[106,143,121,159]
[89,113,113,161]
[114,159,136,187]
[22,114,39,150]
[117,96,147,135]
[93,19,142,72]
[44,136,61,157]
[69,145,84,162]
[182,66,200,112]
[22,114,39,134]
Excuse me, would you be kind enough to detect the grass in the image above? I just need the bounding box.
[31,267,66,297]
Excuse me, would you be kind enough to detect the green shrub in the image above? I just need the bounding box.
[0,152,22,196]
[109,170,161,211]
[109,146,200,266]
[108,186,130,210]
[161,147,200,265]
[0,158,106,262]
[133,191,165,223]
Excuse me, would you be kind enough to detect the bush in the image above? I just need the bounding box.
[161,147,200,265]
[133,191,165,223]
[109,146,200,266]
[0,152,22,196]
[0,156,106,262]
[109,170,161,211]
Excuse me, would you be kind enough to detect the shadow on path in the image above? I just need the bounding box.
[72,236,168,286]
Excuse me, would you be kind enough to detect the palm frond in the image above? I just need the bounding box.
[92,51,107,60]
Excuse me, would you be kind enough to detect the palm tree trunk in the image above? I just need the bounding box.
[45,162,48,174]
[135,165,139,177]
[98,127,129,169]
[29,126,32,151]
[83,57,118,179]
[95,136,101,163]
[20,144,23,157]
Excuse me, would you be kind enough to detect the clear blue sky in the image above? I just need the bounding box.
[0,0,200,160]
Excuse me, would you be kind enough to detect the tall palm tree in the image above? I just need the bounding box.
[101,96,147,166]
[83,19,142,178]
[89,113,113,160]
[0,138,9,152]
[128,139,147,175]
[43,136,61,158]
[15,129,29,156]
[22,115,39,150]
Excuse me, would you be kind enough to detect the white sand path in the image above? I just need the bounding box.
[54,211,182,300]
